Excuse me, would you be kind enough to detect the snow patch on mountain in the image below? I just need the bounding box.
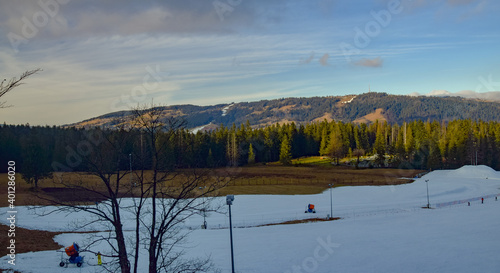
[221,103,234,116]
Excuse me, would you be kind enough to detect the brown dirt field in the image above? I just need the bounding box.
[257,217,341,227]
[312,112,334,123]
[220,165,420,195]
[0,223,63,257]
[0,166,421,206]
[41,187,107,203]
[353,108,387,124]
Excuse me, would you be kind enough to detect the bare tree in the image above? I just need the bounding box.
[38,126,134,272]
[0,68,41,108]
[37,106,230,273]
[353,148,365,168]
[129,104,229,273]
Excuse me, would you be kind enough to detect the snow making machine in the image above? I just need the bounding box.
[59,242,84,267]
[305,203,316,213]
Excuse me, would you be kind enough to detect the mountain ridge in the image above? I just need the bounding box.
[66,92,500,130]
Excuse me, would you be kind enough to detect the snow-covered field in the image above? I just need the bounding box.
[1,165,500,272]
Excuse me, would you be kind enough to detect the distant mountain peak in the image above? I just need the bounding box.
[66,92,500,129]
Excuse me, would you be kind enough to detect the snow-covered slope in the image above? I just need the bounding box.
[1,165,499,272]
[442,165,500,179]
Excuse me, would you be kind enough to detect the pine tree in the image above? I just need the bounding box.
[327,130,344,165]
[427,137,442,170]
[207,148,215,167]
[359,123,370,151]
[354,125,362,150]
[395,127,405,158]
[373,126,386,166]
[374,127,386,156]
[20,133,53,189]
[405,125,415,155]
[280,134,292,165]
[248,143,256,164]
[319,127,329,156]
[226,131,238,166]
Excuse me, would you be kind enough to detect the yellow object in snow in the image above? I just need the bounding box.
[97,252,102,265]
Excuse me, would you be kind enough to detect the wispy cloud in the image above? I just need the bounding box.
[299,51,315,64]
[459,0,488,20]
[354,57,383,67]
[0,0,342,43]
[403,0,488,18]
[319,53,330,66]
[0,0,498,126]
[447,0,478,6]
[0,33,317,125]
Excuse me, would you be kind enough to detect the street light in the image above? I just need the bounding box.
[129,153,133,187]
[199,186,207,229]
[328,183,334,219]
[425,180,430,209]
[226,195,235,273]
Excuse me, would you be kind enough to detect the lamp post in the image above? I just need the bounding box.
[328,183,333,219]
[129,153,133,186]
[199,186,207,229]
[425,179,430,209]
[226,195,235,273]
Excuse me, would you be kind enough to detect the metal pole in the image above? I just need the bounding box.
[425,180,430,208]
[200,186,207,229]
[203,209,206,228]
[329,184,333,219]
[129,153,132,185]
[229,204,235,273]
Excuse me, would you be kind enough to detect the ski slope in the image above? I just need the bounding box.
[1,165,499,272]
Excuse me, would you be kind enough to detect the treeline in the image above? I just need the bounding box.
[346,93,500,123]
[1,119,500,184]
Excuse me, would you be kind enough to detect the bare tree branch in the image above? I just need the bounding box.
[0,68,41,108]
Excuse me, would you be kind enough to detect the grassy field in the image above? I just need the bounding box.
[219,165,421,195]
[0,164,422,206]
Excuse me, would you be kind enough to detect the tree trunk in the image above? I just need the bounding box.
[148,237,158,273]
[113,195,131,273]
[115,223,131,273]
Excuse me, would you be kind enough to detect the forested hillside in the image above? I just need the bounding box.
[68,93,500,130]
[2,119,500,184]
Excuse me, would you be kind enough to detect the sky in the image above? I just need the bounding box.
[0,0,499,126]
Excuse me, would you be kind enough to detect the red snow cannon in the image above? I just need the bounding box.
[65,243,79,257]
[59,243,84,267]
[305,204,316,213]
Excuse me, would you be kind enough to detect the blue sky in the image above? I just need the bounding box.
[0,0,499,125]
